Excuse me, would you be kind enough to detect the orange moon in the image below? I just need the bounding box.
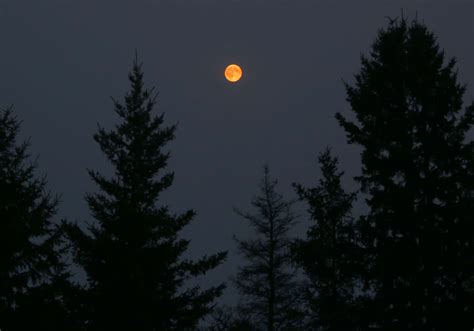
[224,64,243,83]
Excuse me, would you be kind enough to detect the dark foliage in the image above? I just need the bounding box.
[292,148,360,330]
[63,59,227,330]
[0,107,79,330]
[336,17,474,330]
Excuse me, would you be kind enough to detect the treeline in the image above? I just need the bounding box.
[1,17,473,331]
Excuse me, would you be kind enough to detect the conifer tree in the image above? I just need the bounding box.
[204,305,254,331]
[233,165,303,331]
[292,148,359,330]
[0,107,78,330]
[336,17,474,329]
[64,58,227,330]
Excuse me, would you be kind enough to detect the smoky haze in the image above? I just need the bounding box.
[0,0,472,305]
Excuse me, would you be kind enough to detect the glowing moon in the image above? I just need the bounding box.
[225,64,243,83]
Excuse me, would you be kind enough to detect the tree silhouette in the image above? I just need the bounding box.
[336,17,474,329]
[233,165,303,331]
[202,305,255,331]
[292,148,360,330]
[0,107,78,330]
[63,58,227,330]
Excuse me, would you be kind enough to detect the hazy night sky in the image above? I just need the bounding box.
[1,0,473,305]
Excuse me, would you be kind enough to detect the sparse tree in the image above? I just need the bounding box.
[63,58,227,330]
[233,165,303,331]
[203,305,254,331]
[336,17,474,329]
[292,148,360,330]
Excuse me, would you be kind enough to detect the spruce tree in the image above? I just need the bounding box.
[292,148,359,330]
[233,165,303,331]
[336,17,474,329]
[0,107,78,330]
[64,59,227,330]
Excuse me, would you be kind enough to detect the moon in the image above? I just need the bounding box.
[225,64,243,83]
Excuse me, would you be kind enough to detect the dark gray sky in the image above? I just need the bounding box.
[1,0,473,306]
